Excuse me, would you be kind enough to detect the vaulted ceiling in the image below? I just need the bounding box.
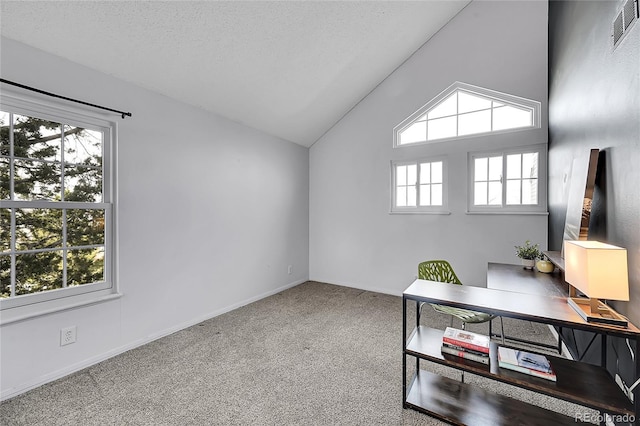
[1,1,470,147]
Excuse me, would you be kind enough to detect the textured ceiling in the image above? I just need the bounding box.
[0,1,470,147]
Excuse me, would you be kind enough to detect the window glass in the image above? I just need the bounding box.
[66,209,105,246]
[431,183,443,206]
[431,162,443,184]
[14,159,62,201]
[64,165,103,202]
[419,185,431,206]
[458,110,491,136]
[523,152,538,178]
[1,107,112,305]
[67,247,104,286]
[396,187,407,207]
[506,154,522,179]
[392,159,447,212]
[14,115,62,162]
[0,157,9,201]
[0,208,9,252]
[493,105,532,131]
[397,165,406,186]
[0,112,9,156]
[420,163,430,184]
[475,182,488,205]
[428,116,457,140]
[407,186,417,207]
[470,146,544,212]
[15,208,63,251]
[394,83,539,147]
[522,179,538,205]
[15,251,63,295]
[0,255,9,298]
[458,91,491,114]
[63,125,102,167]
[474,156,503,205]
[407,164,417,187]
[427,95,457,120]
[488,157,502,181]
[488,182,502,205]
[506,180,521,205]
[475,157,488,181]
[399,120,426,145]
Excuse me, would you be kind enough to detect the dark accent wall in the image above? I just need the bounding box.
[548,0,640,414]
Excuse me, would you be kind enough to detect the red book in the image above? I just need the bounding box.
[442,327,490,354]
[441,345,490,364]
[442,341,490,357]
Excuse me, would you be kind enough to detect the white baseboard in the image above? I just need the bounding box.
[0,278,306,401]
[309,277,408,297]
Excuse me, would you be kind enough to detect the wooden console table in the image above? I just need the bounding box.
[402,279,640,425]
[487,262,568,297]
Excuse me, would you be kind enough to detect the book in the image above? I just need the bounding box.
[498,347,552,373]
[442,341,489,357]
[442,327,490,354]
[498,347,557,382]
[441,345,490,365]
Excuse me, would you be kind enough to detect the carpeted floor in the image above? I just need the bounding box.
[0,281,596,425]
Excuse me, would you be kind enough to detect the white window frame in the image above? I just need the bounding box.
[0,91,118,317]
[467,144,547,214]
[393,82,541,148]
[390,157,449,214]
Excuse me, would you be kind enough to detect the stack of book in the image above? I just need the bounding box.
[498,347,557,382]
[441,327,490,365]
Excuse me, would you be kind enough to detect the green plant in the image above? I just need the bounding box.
[514,240,541,260]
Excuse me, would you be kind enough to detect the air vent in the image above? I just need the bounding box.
[613,11,624,45]
[613,0,639,49]
[624,0,638,29]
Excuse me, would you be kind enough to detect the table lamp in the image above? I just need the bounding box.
[564,240,629,327]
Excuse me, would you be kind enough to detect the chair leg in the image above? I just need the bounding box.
[499,316,505,345]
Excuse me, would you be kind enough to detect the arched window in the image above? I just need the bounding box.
[394,82,540,147]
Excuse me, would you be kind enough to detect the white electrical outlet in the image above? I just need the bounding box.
[60,326,77,346]
[288,265,293,275]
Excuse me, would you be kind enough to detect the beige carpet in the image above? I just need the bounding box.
[0,281,595,425]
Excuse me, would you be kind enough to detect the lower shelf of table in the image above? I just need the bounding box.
[405,370,584,425]
[406,325,634,415]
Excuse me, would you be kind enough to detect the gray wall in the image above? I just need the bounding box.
[310,0,548,295]
[549,0,639,328]
[0,37,309,399]
[548,0,640,400]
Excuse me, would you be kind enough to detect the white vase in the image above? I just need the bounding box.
[521,259,535,270]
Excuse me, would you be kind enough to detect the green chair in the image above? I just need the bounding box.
[418,260,504,342]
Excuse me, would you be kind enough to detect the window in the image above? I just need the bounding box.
[394,82,540,147]
[468,145,546,213]
[391,158,448,213]
[0,97,114,310]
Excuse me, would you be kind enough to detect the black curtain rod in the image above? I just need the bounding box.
[0,78,132,119]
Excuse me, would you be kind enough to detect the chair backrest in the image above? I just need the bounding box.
[418,260,462,285]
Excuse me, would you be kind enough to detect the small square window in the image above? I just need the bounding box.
[468,145,546,214]
[391,158,448,214]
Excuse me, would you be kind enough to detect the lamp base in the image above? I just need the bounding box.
[567,297,628,328]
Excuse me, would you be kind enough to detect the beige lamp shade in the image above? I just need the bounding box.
[564,240,629,301]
